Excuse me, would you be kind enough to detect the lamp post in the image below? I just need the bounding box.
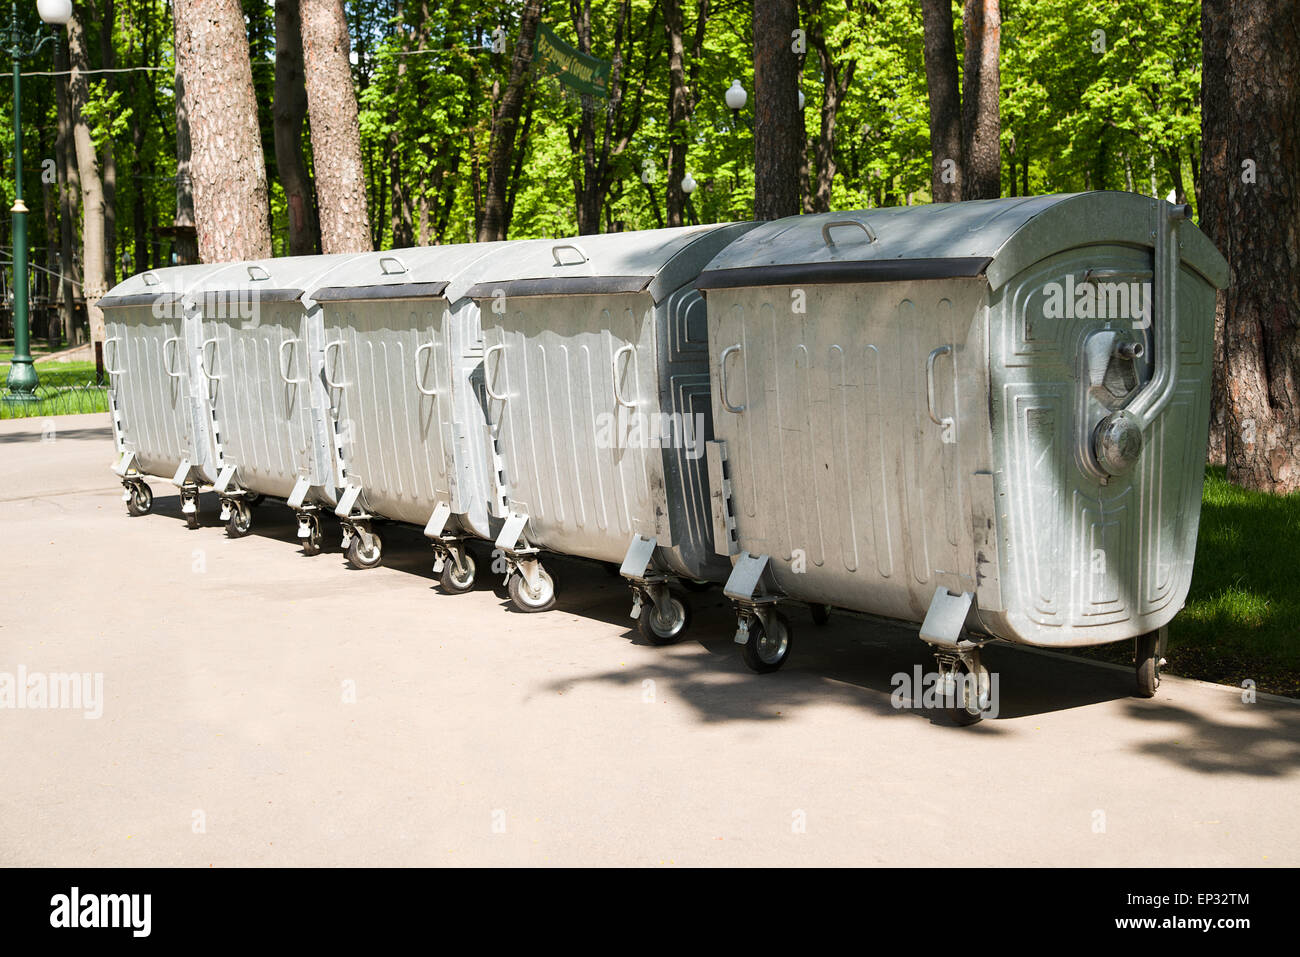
[4,0,71,401]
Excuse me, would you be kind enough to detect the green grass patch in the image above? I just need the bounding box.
[1075,467,1300,696]
[0,361,108,419]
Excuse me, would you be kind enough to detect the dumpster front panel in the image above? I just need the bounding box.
[484,291,663,564]
[325,299,460,530]
[983,247,1217,647]
[105,304,192,480]
[202,301,322,501]
[708,278,990,622]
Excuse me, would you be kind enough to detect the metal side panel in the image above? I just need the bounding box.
[483,292,662,565]
[986,251,1215,647]
[707,279,988,623]
[107,307,189,481]
[323,298,457,529]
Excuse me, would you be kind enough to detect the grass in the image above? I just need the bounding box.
[0,356,108,419]
[1073,467,1300,697]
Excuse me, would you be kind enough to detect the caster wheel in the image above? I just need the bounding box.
[302,515,323,556]
[809,603,831,626]
[185,507,200,529]
[226,500,252,538]
[1135,631,1161,698]
[638,593,692,646]
[245,493,265,507]
[741,610,792,674]
[125,483,153,516]
[681,579,713,593]
[508,567,556,613]
[945,659,991,726]
[440,552,478,594]
[346,530,383,569]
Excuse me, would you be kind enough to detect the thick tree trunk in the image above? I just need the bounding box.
[66,9,107,346]
[753,0,801,220]
[54,38,77,343]
[274,0,321,256]
[920,0,963,202]
[961,0,1001,200]
[300,0,372,252]
[479,1,543,242]
[1200,0,1300,493]
[172,67,199,265]
[173,0,272,262]
[806,1,855,214]
[664,0,690,227]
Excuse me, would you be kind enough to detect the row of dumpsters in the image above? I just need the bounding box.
[102,192,1228,724]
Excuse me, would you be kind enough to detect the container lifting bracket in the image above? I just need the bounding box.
[495,511,530,553]
[214,464,238,495]
[424,502,453,540]
[335,483,364,520]
[724,552,772,603]
[112,450,137,478]
[287,475,312,510]
[919,587,974,650]
[620,535,671,621]
[170,460,192,488]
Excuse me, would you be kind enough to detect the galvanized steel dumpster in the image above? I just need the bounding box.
[100,264,232,524]
[696,192,1228,720]
[309,243,514,584]
[471,223,757,637]
[188,253,366,550]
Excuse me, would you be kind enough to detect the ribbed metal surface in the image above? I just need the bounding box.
[105,305,190,479]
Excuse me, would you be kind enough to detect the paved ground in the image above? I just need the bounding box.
[1,412,1296,866]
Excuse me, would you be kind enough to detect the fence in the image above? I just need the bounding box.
[0,366,110,420]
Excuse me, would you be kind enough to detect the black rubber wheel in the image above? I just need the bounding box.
[346,530,383,569]
[945,660,988,727]
[440,552,478,594]
[225,500,252,538]
[1135,631,1161,698]
[301,515,323,556]
[638,593,692,646]
[741,610,793,674]
[185,507,200,529]
[245,493,264,507]
[809,603,831,626]
[681,579,713,593]
[125,483,152,517]
[508,567,556,613]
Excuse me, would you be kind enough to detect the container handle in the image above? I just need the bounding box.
[323,340,349,388]
[278,337,306,384]
[484,344,509,401]
[926,344,953,427]
[551,243,589,266]
[719,344,745,413]
[247,264,270,281]
[141,272,160,286]
[163,335,184,379]
[104,336,125,377]
[199,336,225,381]
[821,219,878,247]
[414,340,438,396]
[612,344,639,408]
[380,256,407,275]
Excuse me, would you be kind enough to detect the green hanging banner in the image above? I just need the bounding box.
[532,23,611,98]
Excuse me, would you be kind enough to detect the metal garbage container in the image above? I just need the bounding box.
[696,192,1228,721]
[309,243,515,584]
[470,223,757,639]
[100,264,232,524]
[187,253,367,550]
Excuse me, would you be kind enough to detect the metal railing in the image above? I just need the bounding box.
[0,366,109,419]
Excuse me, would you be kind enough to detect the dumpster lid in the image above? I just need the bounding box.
[305,242,517,305]
[190,252,373,309]
[464,222,758,304]
[99,262,234,309]
[697,192,1229,292]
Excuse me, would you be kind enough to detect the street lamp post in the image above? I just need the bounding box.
[4,0,71,401]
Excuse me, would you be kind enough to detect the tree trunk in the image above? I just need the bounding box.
[753,0,801,220]
[479,1,543,242]
[172,67,199,265]
[54,37,77,343]
[173,0,272,262]
[1200,0,1300,493]
[66,9,107,347]
[299,0,372,252]
[806,0,855,214]
[664,0,690,227]
[961,0,1001,200]
[274,0,321,256]
[99,0,118,286]
[920,0,963,202]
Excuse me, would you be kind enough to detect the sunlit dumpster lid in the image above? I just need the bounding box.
[307,242,516,306]
[99,263,233,311]
[696,192,1228,292]
[192,252,372,309]
[464,223,758,304]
